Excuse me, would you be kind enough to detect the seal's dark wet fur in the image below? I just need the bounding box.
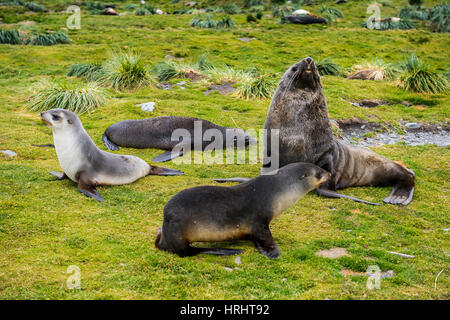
[156,163,329,258]
[264,57,415,205]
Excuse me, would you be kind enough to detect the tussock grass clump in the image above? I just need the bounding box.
[349,59,399,81]
[244,0,262,8]
[67,63,103,81]
[99,50,150,90]
[272,4,298,18]
[190,14,234,29]
[217,16,235,28]
[429,4,449,33]
[152,61,181,81]
[24,32,71,46]
[399,54,447,93]
[316,58,343,76]
[0,1,45,11]
[0,29,21,44]
[399,6,429,20]
[234,74,276,100]
[205,66,252,85]
[28,80,106,114]
[222,3,239,15]
[363,17,415,30]
[190,14,217,28]
[152,55,211,82]
[135,4,156,16]
[319,5,344,23]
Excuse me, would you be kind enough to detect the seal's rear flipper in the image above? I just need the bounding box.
[50,171,67,180]
[384,186,414,206]
[194,248,243,256]
[150,166,184,176]
[152,150,184,163]
[317,188,381,206]
[213,178,251,184]
[102,133,119,151]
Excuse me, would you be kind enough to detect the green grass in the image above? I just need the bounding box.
[0,0,449,300]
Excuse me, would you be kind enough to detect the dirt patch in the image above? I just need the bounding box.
[316,247,350,259]
[203,82,236,96]
[333,118,450,147]
[184,70,204,81]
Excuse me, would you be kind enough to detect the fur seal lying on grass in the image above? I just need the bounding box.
[155,162,330,258]
[102,116,257,162]
[263,57,415,205]
[41,109,183,202]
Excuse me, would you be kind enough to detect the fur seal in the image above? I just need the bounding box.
[263,57,415,205]
[155,162,330,258]
[101,116,257,162]
[41,109,184,202]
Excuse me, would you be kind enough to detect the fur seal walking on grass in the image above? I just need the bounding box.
[263,57,415,205]
[41,109,183,202]
[155,162,330,258]
[102,116,257,162]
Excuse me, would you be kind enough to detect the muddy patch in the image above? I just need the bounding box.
[334,119,450,147]
[203,82,236,96]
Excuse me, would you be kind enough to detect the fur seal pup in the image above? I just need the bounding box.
[41,109,184,202]
[155,162,330,258]
[263,57,415,205]
[102,116,257,162]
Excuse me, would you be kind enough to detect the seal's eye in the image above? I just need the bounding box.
[52,114,61,121]
[292,67,298,72]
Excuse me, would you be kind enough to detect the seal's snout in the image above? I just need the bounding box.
[316,170,331,185]
[305,57,313,65]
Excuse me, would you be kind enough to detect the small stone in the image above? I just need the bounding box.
[234,256,241,265]
[119,263,126,266]
[281,278,287,282]
[443,228,450,232]
[137,102,155,112]
[1,150,17,157]
[223,267,233,272]
[405,122,421,130]
[176,81,187,86]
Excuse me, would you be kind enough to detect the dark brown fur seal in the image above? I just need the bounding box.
[155,162,330,258]
[102,116,257,162]
[263,57,415,205]
[41,109,183,202]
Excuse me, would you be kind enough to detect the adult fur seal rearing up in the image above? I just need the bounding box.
[263,57,415,205]
[102,116,257,162]
[155,162,330,258]
[41,109,184,202]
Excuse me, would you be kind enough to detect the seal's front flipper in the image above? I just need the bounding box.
[194,247,243,256]
[77,178,104,202]
[150,166,184,176]
[50,171,67,180]
[102,133,119,151]
[384,186,414,206]
[152,150,184,163]
[213,178,251,184]
[317,188,381,206]
[252,226,280,259]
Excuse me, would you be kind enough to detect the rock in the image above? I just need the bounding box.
[238,37,254,42]
[234,256,241,265]
[444,228,450,232]
[1,150,17,157]
[316,247,350,259]
[405,122,421,130]
[137,102,155,112]
[387,251,415,259]
[156,9,165,15]
[223,267,233,272]
[160,83,172,90]
[185,1,197,7]
[203,82,236,96]
[400,101,411,107]
[358,99,389,108]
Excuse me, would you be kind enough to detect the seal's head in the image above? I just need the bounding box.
[279,162,330,191]
[40,109,80,131]
[280,57,321,91]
